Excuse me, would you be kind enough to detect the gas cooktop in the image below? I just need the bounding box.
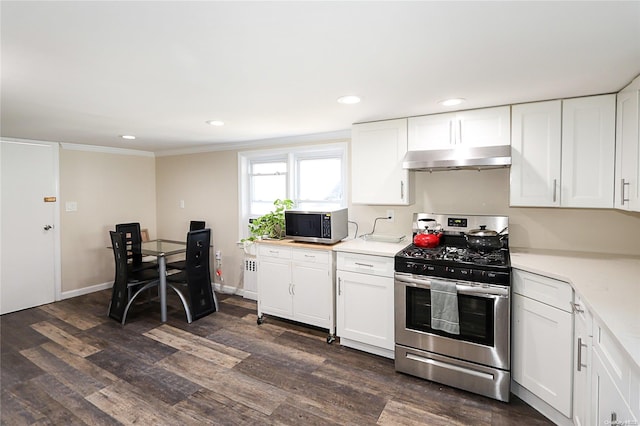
[394,213,512,286]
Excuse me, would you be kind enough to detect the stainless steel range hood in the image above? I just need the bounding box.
[402,145,511,171]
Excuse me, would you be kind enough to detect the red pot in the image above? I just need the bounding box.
[413,232,441,248]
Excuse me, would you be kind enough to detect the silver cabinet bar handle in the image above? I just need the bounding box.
[621,178,630,205]
[338,277,341,296]
[400,180,404,199]
[577,337,587,371]
[458,120,462,144]
[354,262,374,268]
[553,179,557,203]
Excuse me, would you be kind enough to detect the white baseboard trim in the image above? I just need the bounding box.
[60,281,113,300]
[61,281,243,301]
[213,282,242,296]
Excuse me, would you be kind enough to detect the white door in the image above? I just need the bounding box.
[561,95,616,208]
[336,270,394,350]
[510,100,562,207]
[1,140,60,314]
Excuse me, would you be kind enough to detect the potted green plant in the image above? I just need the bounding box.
[245,198,294,241]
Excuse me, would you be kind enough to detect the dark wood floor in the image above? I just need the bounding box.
[1,289,552,425]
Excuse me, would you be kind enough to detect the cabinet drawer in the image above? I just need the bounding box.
[292,249,329,265]
[512,269,573,312]
[337,252,394,277]
[258,245,292,259]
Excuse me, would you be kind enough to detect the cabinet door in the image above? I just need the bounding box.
[336,270,394,350]
[457,106,510,147]
[614,80,640,211]
[512,293,573,417]
[561,95,616,208]
[257,258,292,318]
[351,119,413,205]
[408,113,455,150]
[573,295,592,426]
[592,349,638,426]
[510,100,562,207]
[291,261,331,329]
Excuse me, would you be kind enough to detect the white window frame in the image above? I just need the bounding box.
[238,142,348,241]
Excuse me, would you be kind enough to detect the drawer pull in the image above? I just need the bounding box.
[355,262,374,268]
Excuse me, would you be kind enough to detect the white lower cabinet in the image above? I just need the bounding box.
[257,244,335,340]
[572,294,592,426]
[512,270,573,420]
[335,252,394,358]
[592,320,639,426]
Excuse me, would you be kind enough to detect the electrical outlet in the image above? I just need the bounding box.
[386,209,395,223]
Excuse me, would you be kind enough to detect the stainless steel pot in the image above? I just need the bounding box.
[465,226,508,251]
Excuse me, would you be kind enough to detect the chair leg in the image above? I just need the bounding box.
[212,284,219,312]
[168,284,192,324]
[121,281,160,325]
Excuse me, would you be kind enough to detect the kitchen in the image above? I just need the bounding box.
[2,1,640,425]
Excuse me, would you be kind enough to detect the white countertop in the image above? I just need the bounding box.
[333,237,409,257]
[510,248,640,370]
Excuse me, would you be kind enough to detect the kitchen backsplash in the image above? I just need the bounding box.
[348,169,640,256]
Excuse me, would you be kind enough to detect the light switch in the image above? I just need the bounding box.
[65,201,78,212]
[179,200,185,209]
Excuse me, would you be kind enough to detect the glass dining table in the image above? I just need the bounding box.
[141,239,187,322]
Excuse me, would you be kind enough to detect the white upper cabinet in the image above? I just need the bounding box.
[408,106,510,150]
[510,100,562,207]
[510,95,616,208]
[561,94,616,208]
[351,119,413,205]
[614,76,640,212]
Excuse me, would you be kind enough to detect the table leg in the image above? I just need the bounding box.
[158,256,167,322]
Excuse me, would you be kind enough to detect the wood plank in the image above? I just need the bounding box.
[143,324,249,366]
[84,321,178,364]
[378,398,470,426]
[85,379,202,425]
[157,351,287,416]
[4,377,87,425]
[173,388,271,425]
[87,346,200,405]
[30,321,101,357]
[39,303,105,330]
[19,345,108,396]
[0,387,47,425]
[39,341,120,387]
[30,373,118,426]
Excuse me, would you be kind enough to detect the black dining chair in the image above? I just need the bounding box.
[166,220,207,271]
[167,228,218,321]
[115,222,156,272]
[108,231,160,325]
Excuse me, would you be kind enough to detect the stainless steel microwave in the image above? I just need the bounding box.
[284,208,348,244]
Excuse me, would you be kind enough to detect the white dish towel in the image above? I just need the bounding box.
[430,279,460,335]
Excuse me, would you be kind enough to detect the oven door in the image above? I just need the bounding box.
[394,272,510,370]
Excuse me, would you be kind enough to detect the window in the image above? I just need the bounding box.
[238,142,347,239]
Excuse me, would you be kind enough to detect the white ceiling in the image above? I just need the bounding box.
[2,1,639,154]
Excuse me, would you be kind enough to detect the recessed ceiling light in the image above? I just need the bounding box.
[206,120,224,126]
[439,98,466,107]
[337,95,361,105]
[120,135,136,140]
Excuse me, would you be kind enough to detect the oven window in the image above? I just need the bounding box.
[405,287,494,346]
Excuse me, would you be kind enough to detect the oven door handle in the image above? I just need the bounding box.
[395,273,509,298]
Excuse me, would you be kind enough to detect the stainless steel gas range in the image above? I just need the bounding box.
[394,213,511,402]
